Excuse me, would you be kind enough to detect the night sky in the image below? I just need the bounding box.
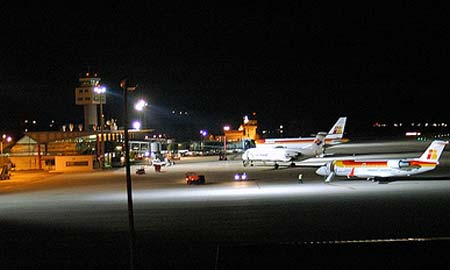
[1,2,450,140]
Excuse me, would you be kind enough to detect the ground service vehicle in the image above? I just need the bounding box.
[135,167,145,175]
[185,172,205,185]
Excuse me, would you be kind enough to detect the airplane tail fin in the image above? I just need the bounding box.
[417,140,448,163]
[325,117,347,140]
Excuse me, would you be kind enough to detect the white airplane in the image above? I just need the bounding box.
[242,132,326,169]
[254,117,348,149]
[315,140,449,182]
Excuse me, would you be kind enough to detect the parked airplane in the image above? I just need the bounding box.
[242,132,326,169]
[254,117,348,149]
[315,140,448,182]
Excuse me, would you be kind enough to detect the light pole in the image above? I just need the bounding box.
[223,125,230,160]
[200,129,207,151]
[94,86,106,168]
[134,99,148,128]
[120,77,137,270]
[1,134,12,166]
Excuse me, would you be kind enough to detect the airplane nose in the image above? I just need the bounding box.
[315,166,328,176]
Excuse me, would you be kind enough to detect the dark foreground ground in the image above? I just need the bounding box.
[2,223,449,269]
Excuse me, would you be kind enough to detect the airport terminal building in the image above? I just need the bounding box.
[2,72,261,172]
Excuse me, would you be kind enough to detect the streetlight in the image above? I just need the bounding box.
[134,99,148,129]
[134,99,147,111]
[223,125,230,160]
[1,134,12,166]
[200,129,208,151]
[94,86,106,169]
[132,120,141,130]
[120,77,137,269]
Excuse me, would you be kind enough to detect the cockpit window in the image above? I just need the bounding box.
[244,139,256,150]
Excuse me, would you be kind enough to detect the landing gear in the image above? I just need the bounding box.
[243,159,250,167]
[325,172,335,183]
[243,159,254,167]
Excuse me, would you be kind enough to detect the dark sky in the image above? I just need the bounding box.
[1,2,450,139]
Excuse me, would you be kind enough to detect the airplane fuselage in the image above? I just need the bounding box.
[316,159,438,179]
[256,137,346,149]
[242,147,299,163]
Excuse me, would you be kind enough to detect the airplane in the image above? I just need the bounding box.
[315,140,449,183]
[242,132,326,169]
[254,117,348,149]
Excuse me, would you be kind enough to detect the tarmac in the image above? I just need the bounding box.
[0,170,61,193]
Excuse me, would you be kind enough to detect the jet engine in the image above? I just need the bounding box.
[387,160,419,169]
[315,161,337,182]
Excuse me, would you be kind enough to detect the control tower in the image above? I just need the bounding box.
[75,72,105,131]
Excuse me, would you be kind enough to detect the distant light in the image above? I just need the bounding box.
[94,86,106,94]
[2,135,12,142]
[132,121,141,130]
[223,125,230,131]
[134,99,148,111]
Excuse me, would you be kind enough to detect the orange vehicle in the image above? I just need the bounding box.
[185,172,206,185]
